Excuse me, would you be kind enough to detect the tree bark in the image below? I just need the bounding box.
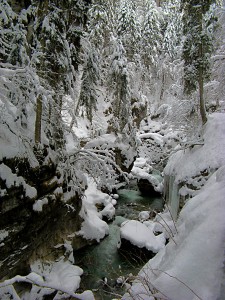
[198,5,208,125]
[198,66,207,124]
[35,95,42,144]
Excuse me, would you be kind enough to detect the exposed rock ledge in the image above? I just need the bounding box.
[0,156,89,280]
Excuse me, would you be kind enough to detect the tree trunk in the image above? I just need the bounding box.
[35,95,42,144]
[198,67,207,124]
[198,5,207,125]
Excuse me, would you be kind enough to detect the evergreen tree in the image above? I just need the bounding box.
[0,1,38,132]
[0,0,90,147]
[108,35,131,132]
[86,0,109,50]
[117,0,141,60]
[32,0,90,146]
[78,41,100,123]
[162,0,183,60]
[0,0,17,62]
[141,0,163,67]
[182,0,218,124]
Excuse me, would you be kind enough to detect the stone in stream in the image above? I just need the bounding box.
[137,178,161,196]
[118,238,155,263]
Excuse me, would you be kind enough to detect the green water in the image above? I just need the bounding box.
[74,189,163,300]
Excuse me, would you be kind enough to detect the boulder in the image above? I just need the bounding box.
[137,178,161,196]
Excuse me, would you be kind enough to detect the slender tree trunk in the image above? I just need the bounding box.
[198,66,207,124]
[35,95,42,144]
[198,5,207,125]
[159,72,165,102]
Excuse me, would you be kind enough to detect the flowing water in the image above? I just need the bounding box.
[74,189,164,300]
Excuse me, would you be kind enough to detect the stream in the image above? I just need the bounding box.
[74,189,164,300]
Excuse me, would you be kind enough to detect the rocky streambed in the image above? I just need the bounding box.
[74,188,164,300]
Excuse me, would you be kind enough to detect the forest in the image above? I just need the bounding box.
[0,0,225,299]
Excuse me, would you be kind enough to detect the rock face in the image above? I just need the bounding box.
[137,178,161,196]
[114,147,135,174]
[0,0,92,280]
[0,155,87,280]
[118,238,155,263]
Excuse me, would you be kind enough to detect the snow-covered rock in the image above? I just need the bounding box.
[76,178,116,242]
[164,113,225,219]
[122,165,225,300]
[119,220,166,254]
[122,113,225,300]
[131,158,163,195]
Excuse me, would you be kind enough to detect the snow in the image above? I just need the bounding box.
[122,165,225,300]
[164,113,225,181]
[101,203,116,219]
[33,198,48,212]
[0,258,95,300]
[138,132,164,147]
[76,177,116,242]
[84,133,117,149]
[131,158,163,193]
[31,259,83,294]
[138,211,150,221]
[0,163,37,199]
[0,100,39,167]
[122,113,225,300]
[0,230,9,242]
[77,209,109,242]
[119,220,166,253]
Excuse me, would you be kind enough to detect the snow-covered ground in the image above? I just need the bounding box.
[0,177,117,299]
[122,113,225,300]
[0,258,95,300]
[164,113,225,182]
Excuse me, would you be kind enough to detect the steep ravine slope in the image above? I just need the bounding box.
[122,112,225,300]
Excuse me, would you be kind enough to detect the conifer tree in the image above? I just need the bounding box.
[162,0,183,60]
[141,0,162,67]
[78,42,100,123]
[117,0,141,60]
[86,0,109,50]
[0,0,36,131]
[32,0,90,146]
[108,35,131,132]
[182,0,217,124]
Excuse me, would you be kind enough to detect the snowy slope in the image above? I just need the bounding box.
[122,113,225,300]
[123,166,225,300]
[164,113,225,181]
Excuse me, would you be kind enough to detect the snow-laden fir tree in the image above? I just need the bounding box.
[0,1,39,133]
[86,0,109,50]
[78,40,100,123]
[181,0,218,124]
[117,0,141,61]
[141,0,163,68]
[32,0,90,146]
[0,0,17,62]
[108,34,131,132]
[162,0,183,60]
